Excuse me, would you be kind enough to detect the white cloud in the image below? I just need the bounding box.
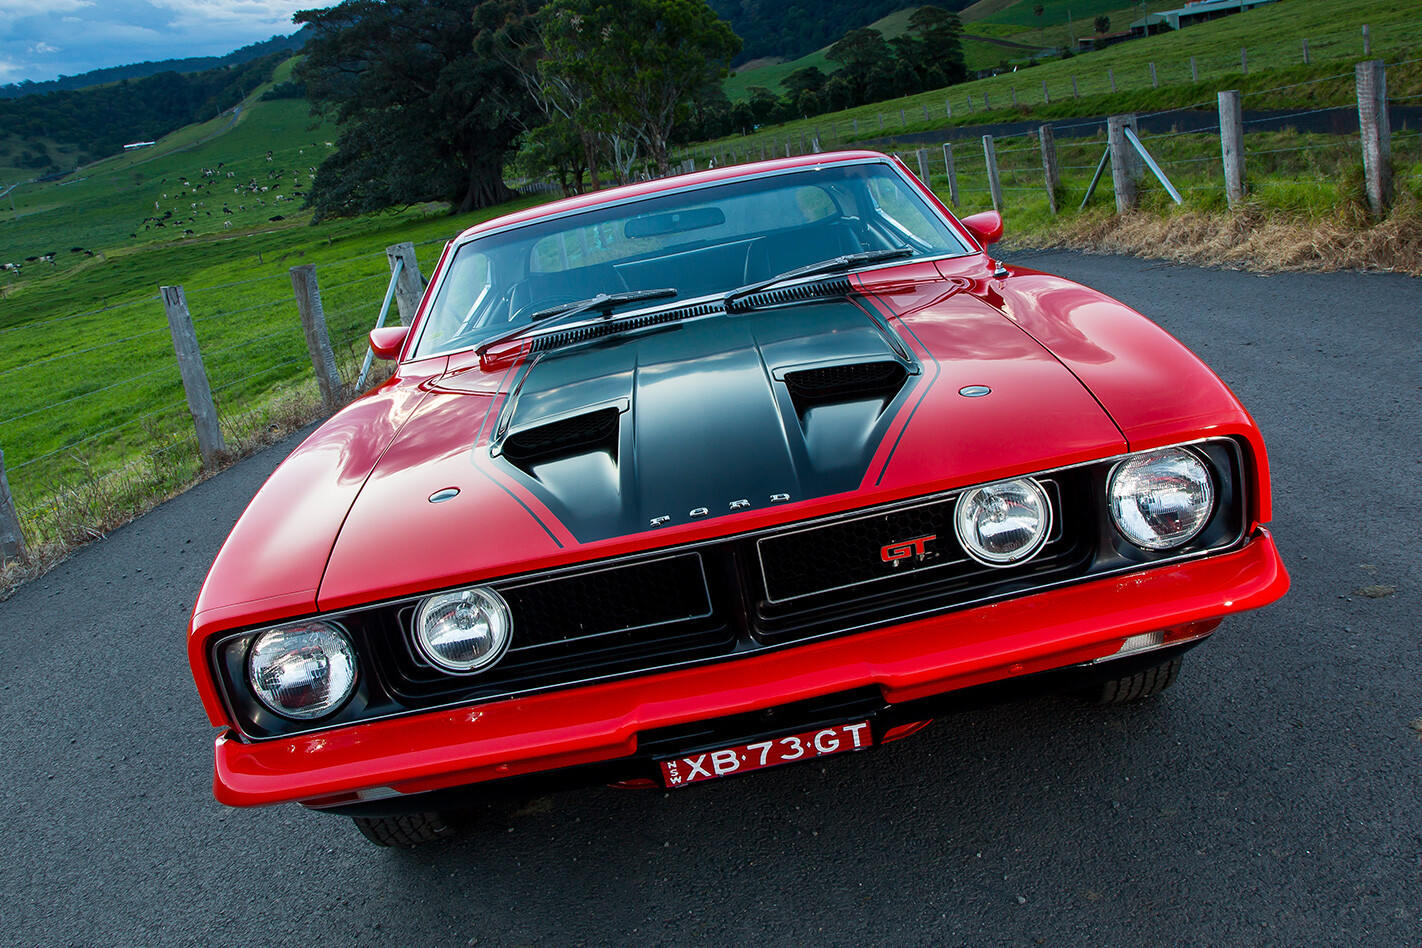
[28,42,59,54]
[147,0,312,30]
[0,0,92,13]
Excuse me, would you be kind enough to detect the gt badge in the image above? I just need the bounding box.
[881,535,936,563]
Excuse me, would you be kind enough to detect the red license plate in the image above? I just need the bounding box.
[659,721,872,787]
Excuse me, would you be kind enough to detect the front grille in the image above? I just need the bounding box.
[749,480,1089,644]
[221,440,1247,740]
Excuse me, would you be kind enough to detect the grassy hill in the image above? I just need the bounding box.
[724,0,1180,100]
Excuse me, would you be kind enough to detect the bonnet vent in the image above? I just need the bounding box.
[529,302,720,353]
[726,277,854,313]
[502,407,619,464]
[784,360,908,401]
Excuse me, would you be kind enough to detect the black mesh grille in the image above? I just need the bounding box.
[758,497,960,603]
[373,553,729,705]
[502,408,618,462]
[502,554,713,649]
[529,302,720,352]
[727,277,853,312]
[784,361,907,401]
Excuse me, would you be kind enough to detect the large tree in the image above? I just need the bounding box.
[538,0,740,176]
[294,0,538,219]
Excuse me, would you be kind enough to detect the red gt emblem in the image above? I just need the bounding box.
[881,535,936,563]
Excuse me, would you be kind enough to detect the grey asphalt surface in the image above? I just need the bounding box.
[2,251,1418,947]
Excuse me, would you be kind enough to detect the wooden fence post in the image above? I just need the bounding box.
[1219,90,1246,208]
[0,448,27,564]
[1039,125,1060,215]
[1107,114,1139,213]
[1149,62,1158,88]
[1043,80,1050,104]
[922,103,929,122]
[916,148,933,189]
[1241,47,1248,75]
[983,92,991,110]
[1108,68,1116,93]
[1011,86,1017,107]
[983,135,1003,213]
[160,285,226,470]
[878,114,884,130]
[1302,39,1310,65]
[289,265,343,412]
[1072,76,1079,98]
[385,242,426,327]
[966,93,974,112]
[1362,24,1370,55]
[943,142,959,206]
[1356,60,1392,219]
[900,108,906,126]
[945,99,952,118]
[1191,56,1198,83]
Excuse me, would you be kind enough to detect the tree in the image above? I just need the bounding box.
[907,6,967,87]
[1094,15,1111,34]
[539,0,740,175]
[294,0,538,219]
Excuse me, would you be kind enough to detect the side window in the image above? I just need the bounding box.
[866,176,944,248]
[422,250,492,348]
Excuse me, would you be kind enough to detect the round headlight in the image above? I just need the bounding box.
[954,477,1052,566]
[1108,448,1215,550]
[247,622,357,720]
[414,587,512,674]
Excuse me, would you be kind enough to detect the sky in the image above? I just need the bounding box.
[0,0,327,85]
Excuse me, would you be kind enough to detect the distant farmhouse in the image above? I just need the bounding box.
[1131,0,1284,35]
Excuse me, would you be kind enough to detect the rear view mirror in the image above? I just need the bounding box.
[369,325,410,360]
[960,211,1004,247]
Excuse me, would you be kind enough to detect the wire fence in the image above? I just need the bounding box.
[0,241,438,556]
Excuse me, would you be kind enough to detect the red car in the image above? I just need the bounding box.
[188,151,1288,846]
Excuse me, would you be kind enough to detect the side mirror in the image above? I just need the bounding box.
[960,210,1004,247]
[369,325,410,361]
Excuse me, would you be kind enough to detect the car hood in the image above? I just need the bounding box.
[316,275,1127,608]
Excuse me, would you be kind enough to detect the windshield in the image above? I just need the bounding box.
[413,161,971,358]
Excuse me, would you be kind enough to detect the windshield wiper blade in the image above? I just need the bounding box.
[723,248,914,309]
[476,287,678,357]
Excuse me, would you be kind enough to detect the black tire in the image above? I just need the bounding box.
[352,811,456,847]
[1082,655,1184,706]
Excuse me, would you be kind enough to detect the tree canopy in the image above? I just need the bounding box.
[538,0,740,175]
[294,0,539,219]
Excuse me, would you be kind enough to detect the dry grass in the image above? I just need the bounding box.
[0,382,350,600]
[1008,193,1422,276]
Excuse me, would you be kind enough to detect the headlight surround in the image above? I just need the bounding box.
[414,586,513,674]
[954,477,1052,567]
[1108,448,1216,550]
[247,622,358,720]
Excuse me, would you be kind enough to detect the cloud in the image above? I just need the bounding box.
[0,0,322,84]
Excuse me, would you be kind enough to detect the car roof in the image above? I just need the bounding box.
[451,150,895,245]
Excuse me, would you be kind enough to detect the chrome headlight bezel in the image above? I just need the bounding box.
[1107,447,1217,551]
[245,621,359,721]
[953,476,1053,567]
[412,586,514,674]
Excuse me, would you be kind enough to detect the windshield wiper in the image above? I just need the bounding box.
[723,248,914,310]
[476,287,678,357]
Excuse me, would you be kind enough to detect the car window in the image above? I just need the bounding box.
[413,162,971,358]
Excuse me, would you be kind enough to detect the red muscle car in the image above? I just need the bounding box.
[188,151,1288,846]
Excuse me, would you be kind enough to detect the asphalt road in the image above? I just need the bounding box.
[2,251,1418,948]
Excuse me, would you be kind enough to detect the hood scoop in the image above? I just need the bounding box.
[784,360,908,403]
[501,407,620,466]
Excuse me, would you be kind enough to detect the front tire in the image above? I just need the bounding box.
[352,811,456,847]
[1082,655,1184,706]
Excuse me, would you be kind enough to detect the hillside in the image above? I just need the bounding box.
[709,0,973,65]
[0,32,307,100]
